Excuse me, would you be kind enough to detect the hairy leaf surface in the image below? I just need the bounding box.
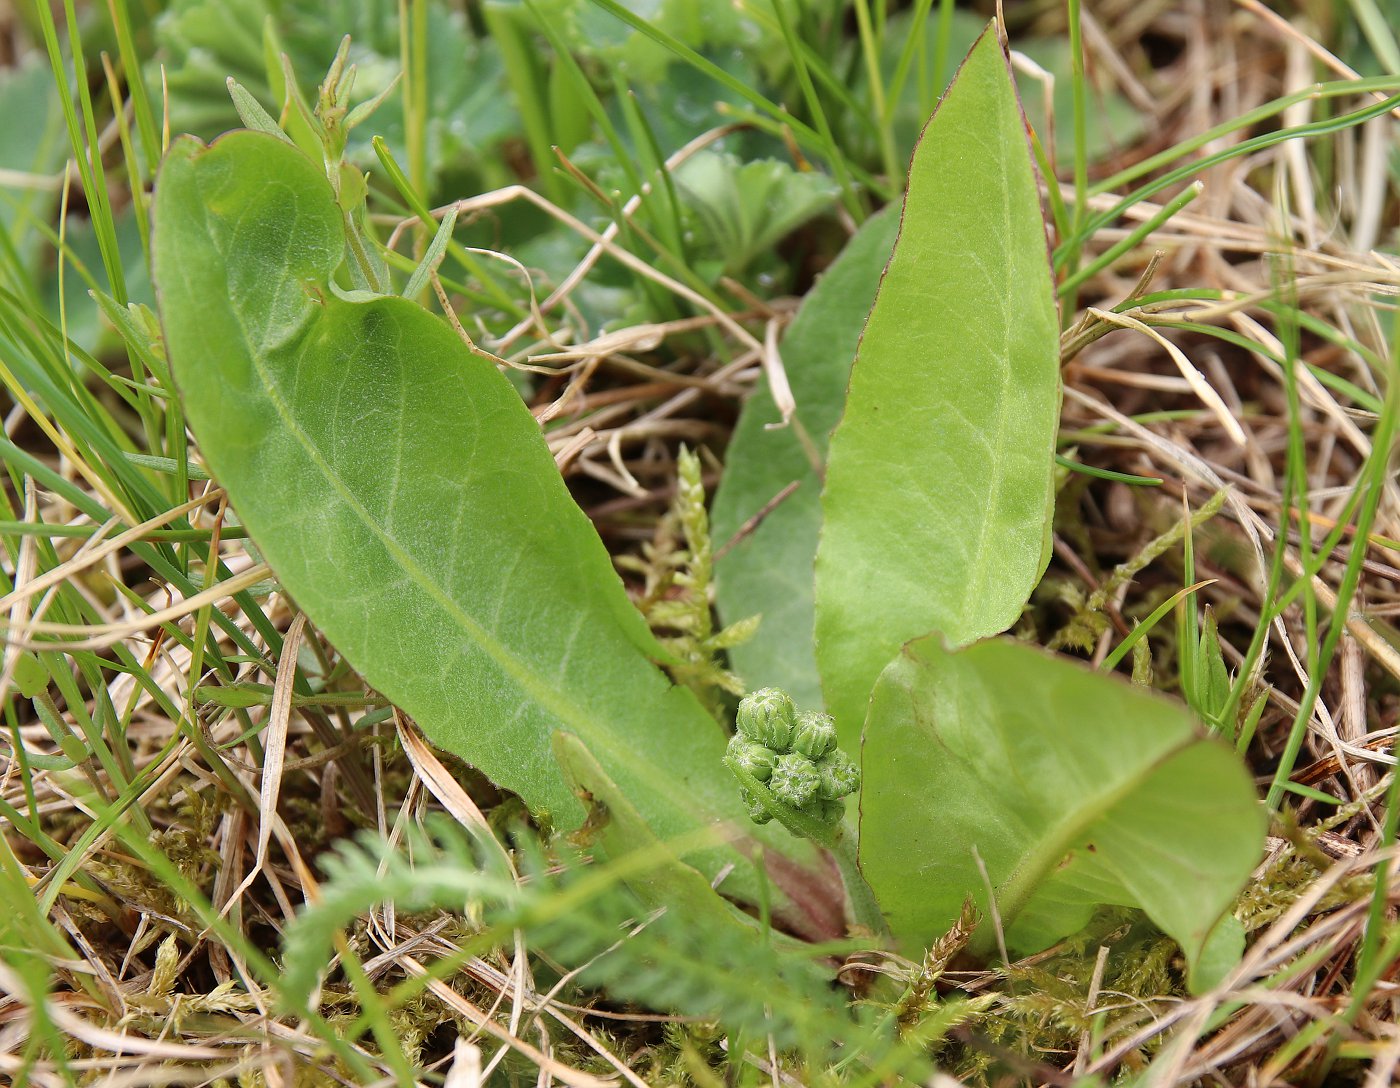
[711,210,898,708]
[859,636,1265,991]
[152,131,789,886]
[814,26,1061,743]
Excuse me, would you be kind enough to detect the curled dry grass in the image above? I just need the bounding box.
[2,1,1400,1084]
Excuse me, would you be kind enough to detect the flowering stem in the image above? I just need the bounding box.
[725,755,838,846]
[725,755,888,937]
[830,823,888,939]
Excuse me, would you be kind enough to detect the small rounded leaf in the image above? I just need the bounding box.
[792,711,837,760]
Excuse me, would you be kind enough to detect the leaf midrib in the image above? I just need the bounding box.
[186,147,718,822]
[955,81,1051,635]
[985,731,1195,943]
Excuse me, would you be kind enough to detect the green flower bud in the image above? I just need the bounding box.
[769,753,820,808]
[727,736,776,782]
[791,711,837,760]
[816,799,846,827]
[739,787,773,824]
[817,750,861,800]
[736,687,796,750]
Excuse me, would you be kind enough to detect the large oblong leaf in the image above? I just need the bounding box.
[814,25,1061,743]
[859,636,1266,991]
[151,131,792,888]
[711,209,899,708]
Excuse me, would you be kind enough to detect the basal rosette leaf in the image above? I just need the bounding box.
[859,636,1266,992]
[814,24,1061,745]
[711,209,899,709]
[151,130,812,897]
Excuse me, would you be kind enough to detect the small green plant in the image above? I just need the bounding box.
[716,23,1269,995]
[147,18,1269,1003]
[616,444,758,714]
[8,2,1400,1083]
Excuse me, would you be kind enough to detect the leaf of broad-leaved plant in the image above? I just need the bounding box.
[552,731,764,937]
[552,730,854,1024]
[711,209,899,709]
[151,130,802,893]
[814,25,1061,745]
[674,151,840,278]
[859,636,1265,992]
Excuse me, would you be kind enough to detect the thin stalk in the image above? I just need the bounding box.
[734,0,880,140]
[1030,124,1071,244]
[482,3,564,203]
[1178,494,1200,710]
[1057,181,1201,298]
[587,0,864,181]
[887,0,936,138]
[1265,367,1399,809]
[396,0,426,258]
[37,1,128,304]
[1274,245,1320,677]
[104,0,161,176]
[1060,0,1089,311]
[770,0,865,219]
[1347,0,1400,74]
[1060,91,1400,264]
[371,137,525,318]
[831,826,887,937]
[1089,75,1400,199]
[929,0,956,106]
[852,0,899,185]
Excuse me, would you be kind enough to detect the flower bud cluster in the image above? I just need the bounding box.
[727,687,860,831]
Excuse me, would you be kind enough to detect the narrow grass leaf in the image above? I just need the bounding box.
[258,613,304,872]
[814,26,1061,742]
[1100,579,1214,674]
[402,205,457,299]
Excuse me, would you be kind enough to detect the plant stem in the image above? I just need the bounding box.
[830,825,888,938]
[725,754,888,937]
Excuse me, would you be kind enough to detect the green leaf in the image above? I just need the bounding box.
[226,77,291,142]
[674,151,839,277]
[402,206,457,300]
[1191,607,1233,729]
[153,0,513,188]
[10,652,50,699]
[151,130,804,894]
[814,26,1061,743]
[859,636,1265,993]
[552,731,764,937]
[711,209,899,708]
